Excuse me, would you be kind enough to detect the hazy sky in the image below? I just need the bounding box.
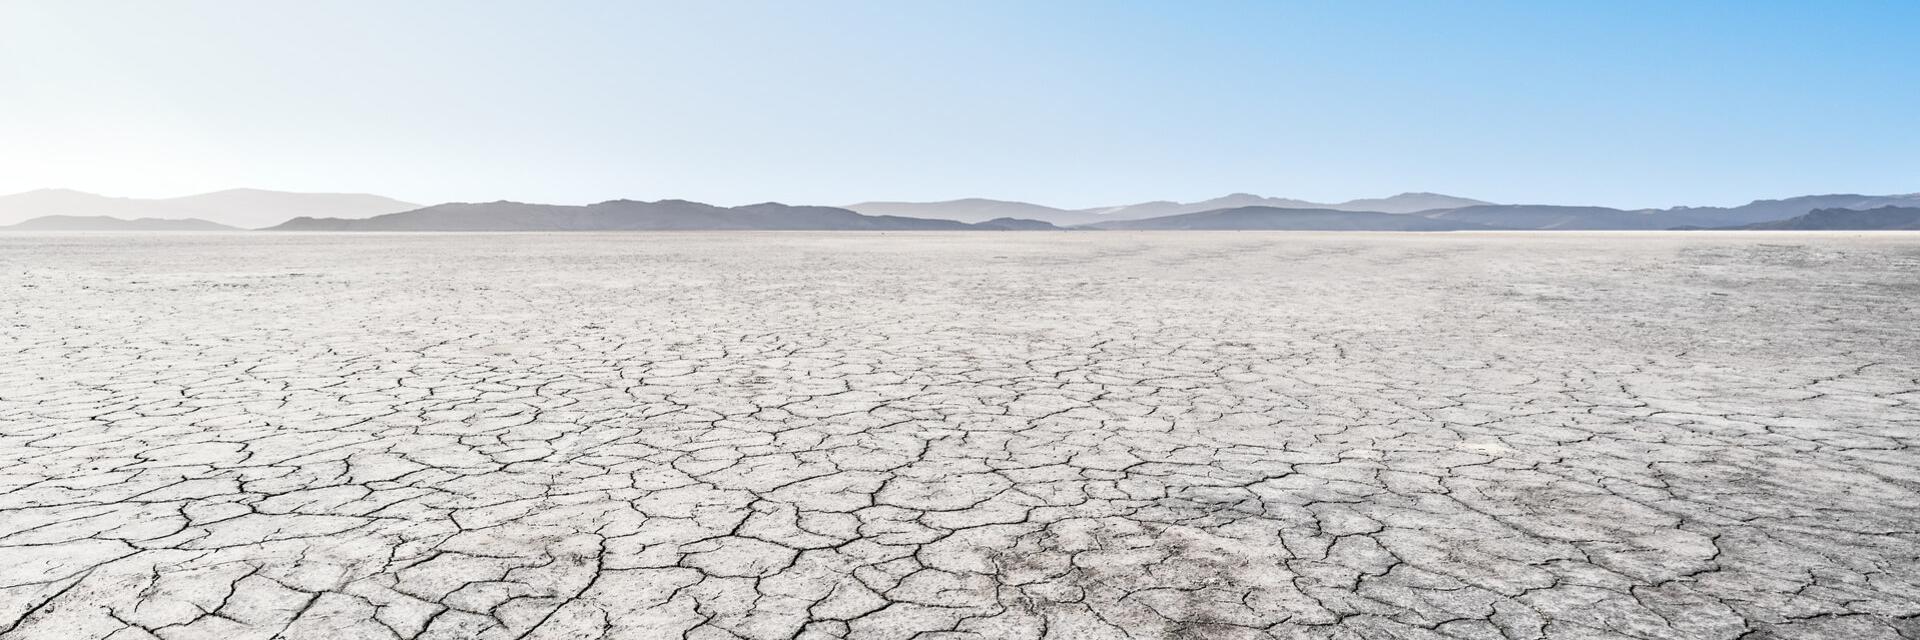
[2,1,1915,209]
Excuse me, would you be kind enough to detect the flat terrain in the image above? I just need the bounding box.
[2,232,1917,640]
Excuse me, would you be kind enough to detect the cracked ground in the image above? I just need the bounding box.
[1,231,1917,640]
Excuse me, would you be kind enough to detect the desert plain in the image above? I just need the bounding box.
[1,231,1916,640]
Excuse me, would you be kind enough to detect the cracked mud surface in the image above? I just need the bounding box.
[2,231,1918,640]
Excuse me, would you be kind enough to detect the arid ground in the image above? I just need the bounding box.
[2,232,1916,640]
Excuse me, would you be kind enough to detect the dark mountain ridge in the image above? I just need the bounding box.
[1728,206,1920,230]
[1671,194,1920,226]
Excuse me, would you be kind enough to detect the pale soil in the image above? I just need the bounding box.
[2,232,1917,639]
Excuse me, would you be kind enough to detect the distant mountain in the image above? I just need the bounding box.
[0,188,419,229]
[1669,194,1920,226]
[851,192,1906,227]
[1085,192,1492,219]
[1088,207,1497,231]
[0,215,237,231]
[1418,205,1735,230]
[6,188,1913,232]
[1075,200,1183,219]
[270,200,1035,231]
[1729,206,1920,230]
[1336,192,1492,214]
[1081,194,1313,220]
[843,199,1106,226]
[971,217,1061,230]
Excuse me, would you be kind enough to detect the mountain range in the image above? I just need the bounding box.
[0,215,238,231]
[1416,205,1721,230]
[843,199,1104,226]
[1089,207,1495,231]
[0,188,417,229]
[4,188,1919,232]
[1672,195,1920,226]
[1725,206,1920,231]
[846,192,1491,226]
[270,200,1059,231]
[1080,192,1491,220]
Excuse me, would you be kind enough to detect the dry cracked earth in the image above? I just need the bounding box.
[2,231,1918,640]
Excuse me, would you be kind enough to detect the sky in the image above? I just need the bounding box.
[1,1,1916,209]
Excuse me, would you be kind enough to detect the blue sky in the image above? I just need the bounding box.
[1,1,1915,208]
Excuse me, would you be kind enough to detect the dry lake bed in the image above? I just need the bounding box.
[1,231,1917,640]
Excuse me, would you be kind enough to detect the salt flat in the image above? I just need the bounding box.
[1,232,1916,640]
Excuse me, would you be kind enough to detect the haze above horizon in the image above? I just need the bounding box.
[3,1,1915,210]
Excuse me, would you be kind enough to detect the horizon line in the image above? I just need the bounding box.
[8,186,1920,213]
